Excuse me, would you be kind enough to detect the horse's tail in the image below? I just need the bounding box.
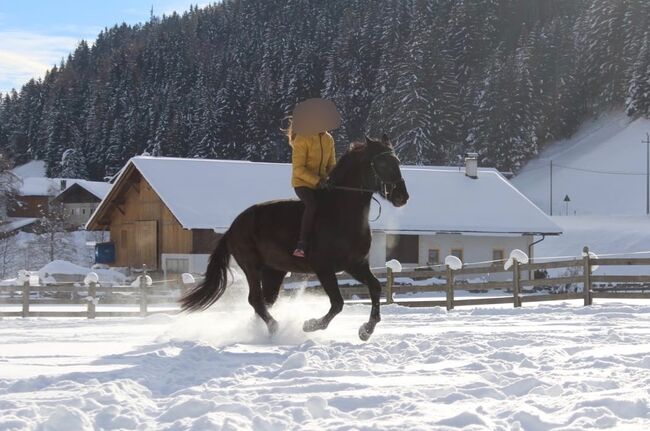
[179,231,231,312]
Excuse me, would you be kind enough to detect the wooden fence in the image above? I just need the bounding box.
[301,247,650,309]
[4,247,650,318]
[0,274,181,318]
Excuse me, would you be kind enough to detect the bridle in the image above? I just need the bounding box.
[330,150,405,221]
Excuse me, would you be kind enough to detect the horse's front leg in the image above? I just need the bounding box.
[346,262,381,341]
[303,269,343,332]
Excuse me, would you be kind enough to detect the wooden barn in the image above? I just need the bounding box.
[86,156,562,279]
[85,159,220,273]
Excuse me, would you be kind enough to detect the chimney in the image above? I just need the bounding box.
[465,153,478,179]
[60,179,67,190]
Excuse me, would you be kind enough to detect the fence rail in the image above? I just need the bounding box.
[0,271,181,318]
[5,247,650,318]
[302,246,650,310]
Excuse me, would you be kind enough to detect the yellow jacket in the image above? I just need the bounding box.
[291,132,336,189]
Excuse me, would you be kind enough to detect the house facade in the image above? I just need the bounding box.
[86,156,561,278]
[51,181,112,228]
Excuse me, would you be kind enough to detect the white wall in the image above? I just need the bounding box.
[369,231,534,276]
[167,233,535,279]
[161,253,209,277]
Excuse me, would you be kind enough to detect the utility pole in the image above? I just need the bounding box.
[550,160,553,216]
[645,133,650,215]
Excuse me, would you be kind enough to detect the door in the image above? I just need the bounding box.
[136,220,158,270]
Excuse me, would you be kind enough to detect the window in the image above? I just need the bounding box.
[451,248,463,262]
[428,249,440,265]
[492,249,505,262]
[166,257,190,274]
[386,234,419,264]
[82,208,86,215]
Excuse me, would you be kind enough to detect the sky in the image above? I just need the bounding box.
[0,1,210,94]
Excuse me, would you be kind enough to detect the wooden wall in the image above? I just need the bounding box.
[8,196,49,218]
[108,173,192,269]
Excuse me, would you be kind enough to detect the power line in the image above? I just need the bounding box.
[552,163,646,176]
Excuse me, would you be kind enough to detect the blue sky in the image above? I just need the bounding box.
[0,1,210,94]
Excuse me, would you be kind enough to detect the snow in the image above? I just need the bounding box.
[60,180,112,200]
[94,156,560,235]
[0,217,38,234]
[35,260,126,285]
[2,290,650,429]
[513,110,650,216]
[10,160,111,198]
[11,160,46,178]
[537,215,650,259]
[17,176,61,196]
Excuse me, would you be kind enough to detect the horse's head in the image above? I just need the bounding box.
[362,134,409,208]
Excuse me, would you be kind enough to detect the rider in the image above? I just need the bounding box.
[289,122,336,258]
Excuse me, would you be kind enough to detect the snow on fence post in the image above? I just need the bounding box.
[445,266,454,310]
[512,260,522,308]
[385,267,394,304]
[181,273,196,296]
[583,246,593,306]
[21,279,29,318]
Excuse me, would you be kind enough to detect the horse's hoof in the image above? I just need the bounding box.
[303,318,323,332]
[267,320,279,335]
[358,322,373,341]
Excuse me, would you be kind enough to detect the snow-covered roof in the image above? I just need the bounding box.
[16,177,111,198]
[0,217,38,234]
[56,180,112,201]
[88,156,561,235]
[11,160,46,178]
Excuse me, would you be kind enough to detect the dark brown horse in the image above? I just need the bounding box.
[180,135,409,341]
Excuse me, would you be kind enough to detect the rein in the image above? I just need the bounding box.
[327,150,403,223]
[330,184,383,222]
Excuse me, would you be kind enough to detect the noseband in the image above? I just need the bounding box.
[369,151,404,199]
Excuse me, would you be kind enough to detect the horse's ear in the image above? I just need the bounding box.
[381,133,392,148]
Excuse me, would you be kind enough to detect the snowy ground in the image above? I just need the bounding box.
[2,284,650,430]
[513,110,650,216]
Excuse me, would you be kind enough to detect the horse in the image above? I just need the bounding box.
[179,134,409,341]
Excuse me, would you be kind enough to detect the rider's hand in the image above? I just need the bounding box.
[317,177,331,190]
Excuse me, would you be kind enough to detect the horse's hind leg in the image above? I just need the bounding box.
[346,262,381,341]
[303,270,343,332]
[262,266,286,307]
[242,266,279,335]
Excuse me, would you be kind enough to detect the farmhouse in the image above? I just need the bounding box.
[8,161,111,231]
[86,156,561,277]
[51,180,112,228]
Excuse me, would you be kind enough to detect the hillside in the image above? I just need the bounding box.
[1,0,649,180]
[513,111,650,216]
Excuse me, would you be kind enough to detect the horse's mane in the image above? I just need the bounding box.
[328,142,366,184]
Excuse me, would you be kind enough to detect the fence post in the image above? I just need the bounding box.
[513,260,522,307]
[385,267,394,304]
[583,246,592,306]
[21,280,29,318]
[139,266,148,317]
[87,281,97,319]
[445,265,454,310]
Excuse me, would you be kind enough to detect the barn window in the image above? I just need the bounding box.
[428,249,440,265]
[451,248,464,262]
[492,249,505,263]
[386,234,419,264]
